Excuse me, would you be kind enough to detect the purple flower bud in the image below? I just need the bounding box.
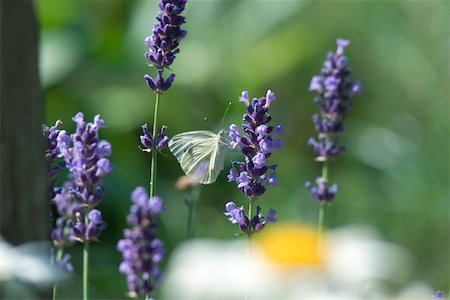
[309,76,323,92]
[268,172,278,186]
[252,152,266,169]
[228,167,239,182]
[229,124,242,148]
[263,90,276,109]
[259,138,273,154]
[97,140,112,156]
[96,158,112,177]
[239,91,250,107]
[156,125,169,150]
[336,38,350,55]
[72,112,85,128]
[93,115,106,128]
[148,196,164,215]
[266,208,277,222]
[236,171,251,188]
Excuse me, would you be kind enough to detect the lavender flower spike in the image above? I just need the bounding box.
[54,113,112,243]
[224,202,277,235]
[117,187,165,298]
[306,38,360,204]
[307,38,361,161]
[144,0,188,93]
[42,120,65,198]
[228,90,283,199]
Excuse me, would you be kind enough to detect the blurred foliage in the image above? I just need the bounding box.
[37,0,448,298]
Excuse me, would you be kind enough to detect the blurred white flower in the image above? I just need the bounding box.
[162,224,414,300]
[0,236,62,298]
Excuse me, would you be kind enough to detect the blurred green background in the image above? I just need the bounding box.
[37,0,449,298]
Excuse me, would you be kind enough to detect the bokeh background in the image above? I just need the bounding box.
[37,0,448,298]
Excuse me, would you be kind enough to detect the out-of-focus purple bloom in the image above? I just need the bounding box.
[45,113,111,272]
[56,113,112,209]
[42,120,65,198]
[305,177,339,203]
[117,187,165,297]
[306,39,360,204]
[53,113,111,241]
[50,248,74,273]
[140,123,169,153]
[433,291,445,300]
[144,0,188,93]
[307,39,360,160]
[228,90,283,199]
[42,120,63,163]
[224,202,276,235]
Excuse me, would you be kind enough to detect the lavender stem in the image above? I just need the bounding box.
[186,187,200,239]
[150,93,160,198]
[245,199,253,300]
[318,160,329,248]
[83,241,89,300]
[52,248,63,300]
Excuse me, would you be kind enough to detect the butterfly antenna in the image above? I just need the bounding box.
[220,102,232,128]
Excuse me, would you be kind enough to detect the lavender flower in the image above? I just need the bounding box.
[305,177,339,203]
[433,291,445,300]
[228,90,283,199]
[72,209,106,242]
[139,123,169,153]
[306,39,360,204]
[117,187,164,298]
[144,0,188,93]
[50,248,73,273]
[42,120,65,198]
[224,201,277,235]
[308,39,361,161]
[50,113,111,244]
[57,113,112,210]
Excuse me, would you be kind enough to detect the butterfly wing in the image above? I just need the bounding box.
[169,131,228,184]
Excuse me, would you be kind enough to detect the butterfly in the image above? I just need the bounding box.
[168,129,231,184]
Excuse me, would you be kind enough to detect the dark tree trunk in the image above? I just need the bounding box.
[0,0,48,245]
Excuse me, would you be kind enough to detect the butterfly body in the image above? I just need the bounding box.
[169,130,230,184]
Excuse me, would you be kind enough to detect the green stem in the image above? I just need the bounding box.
[52,248,63,300]
[322,160,329,180]
[150,92,160,198]
[83,212,90,300]
[83,242,89,300]
[318,204,325,249]
[245,199,254,300]
[186,187,200,239]
[318,160,329,250]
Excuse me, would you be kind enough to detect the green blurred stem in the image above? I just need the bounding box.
[150,92,160,198]
[52,247,63,300]
[245,199,254,300]
[318,160,329,249]
[186,187,200,239]
[83,214,90,300]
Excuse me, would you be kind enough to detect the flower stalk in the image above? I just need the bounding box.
[150,93,160,198]
[305,39,361,243]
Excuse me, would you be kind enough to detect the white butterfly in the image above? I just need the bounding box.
[169,130,231,184]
